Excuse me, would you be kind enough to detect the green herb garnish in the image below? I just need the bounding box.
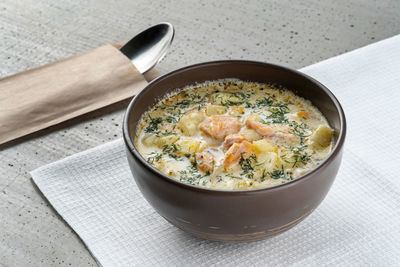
[166,116,178,123]
[256,97,274,107]
[179,165,209,185]
[147,152,163,164]
[269,166,293,180]
[256,97,290,124]
[239,153,257,179]
[145,116,163,133]
[289,144,311,167]
[162,144,179,159]
[289,121,308,144]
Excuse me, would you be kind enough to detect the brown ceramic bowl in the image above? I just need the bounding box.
[123,60,346,242]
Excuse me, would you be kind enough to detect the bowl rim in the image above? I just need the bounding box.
[123,60,346,195]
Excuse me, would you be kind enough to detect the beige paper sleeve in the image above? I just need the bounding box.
[0,44,155,145]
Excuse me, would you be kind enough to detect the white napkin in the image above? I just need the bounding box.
[31,35,400,266]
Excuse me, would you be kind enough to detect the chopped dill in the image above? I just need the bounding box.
[147,143,182,164]
[174,93,207,109]
[256,97,274,107]
[154,131,176,137]
[162,144,179,159]
[289,144,311,167]
[260,169,267,182]
[179,165,209,185]
[166,115,178,123]
[256,97,290,124]
[147,152,162,164]
[265,104,289,124]
[269,166,293,181]
[226,174,243,179]
[245,101,254,108]
[145,116,163,133]
[289,121,308,144]
[213,92,249,107]
[239,153,257,179]
[191,153,197,167]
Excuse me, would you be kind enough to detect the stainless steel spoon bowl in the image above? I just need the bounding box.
[120,22,175,74]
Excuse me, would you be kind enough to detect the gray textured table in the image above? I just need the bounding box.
[1,0,399,266]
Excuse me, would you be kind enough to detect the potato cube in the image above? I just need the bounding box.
[256,152,280,173]
[234,180,252,190]
[228,106,245,116]
[311,125,333,148]
[253,139,278,153]
[142,134,157,146]
[177,111,205,136]
[205,105,227,116]
[142,133,179,148]
[212,92,242,105]
[154,135,179,148]
[175,139,202,155]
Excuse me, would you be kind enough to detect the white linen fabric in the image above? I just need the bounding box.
[31,35,400,266]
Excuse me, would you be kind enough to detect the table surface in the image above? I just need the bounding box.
[1,0,399,265]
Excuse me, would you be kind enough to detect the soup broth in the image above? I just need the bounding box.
[135,79,334,190]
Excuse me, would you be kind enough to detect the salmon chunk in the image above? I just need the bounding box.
[223,134,246,149]
[223,140,254,167]
[192,152,214,173]
[246,119,296,141]
[200,115,241,141]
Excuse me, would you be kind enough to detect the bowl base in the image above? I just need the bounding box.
[166,208,314,242]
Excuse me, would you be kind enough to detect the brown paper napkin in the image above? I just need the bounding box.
[0,44,158,145]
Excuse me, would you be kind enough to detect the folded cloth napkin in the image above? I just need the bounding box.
[0,43,158,145]
[31,35,400,266]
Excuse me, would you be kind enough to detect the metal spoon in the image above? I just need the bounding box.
[120,22,174,74]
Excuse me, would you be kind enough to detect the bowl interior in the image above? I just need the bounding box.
[124,60,345,190]
[123,60,346,194]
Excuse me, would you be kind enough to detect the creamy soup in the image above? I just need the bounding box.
[135,79,334,190]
